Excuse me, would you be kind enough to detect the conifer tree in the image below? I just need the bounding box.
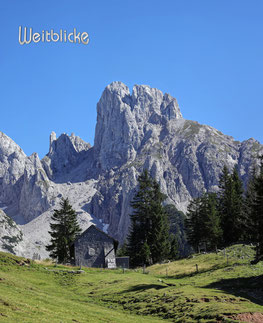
[46,198,81,263]
[127,170,170,266]
[242,167,257,242]
[169,234,179,260]
[148,181,170,263]
[200,192,222,250]
[116,241,129,257]
[185,197,203,251]
[185,193,222,252]
[251,157,263,262]
[218,165,231,226]
[139,241,151,265]
[127,170,153,266]
[218,166,244,245]
[164,204,191,258]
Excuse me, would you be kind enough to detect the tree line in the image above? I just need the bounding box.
[185,157,263,263]
[45,158,263,266]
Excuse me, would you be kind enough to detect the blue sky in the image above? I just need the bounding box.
[0,0,263,158]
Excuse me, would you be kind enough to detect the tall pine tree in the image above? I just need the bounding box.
[127,170,170,266]
[164,204,191,258]
[251,157,263,263]
[46,198,81,264]
[242,167,257,242]
[127,170,153,266]
[200,192,222,250]
[218,166,244,245]
[148,180,170,263]
[185,197,203,252]
[185,193,222,252]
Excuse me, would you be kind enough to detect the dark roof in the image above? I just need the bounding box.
[74,224,119,246]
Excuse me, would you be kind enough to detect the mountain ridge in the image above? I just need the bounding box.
[0,81,262,258]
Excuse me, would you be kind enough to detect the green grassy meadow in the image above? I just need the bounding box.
[0,245,263,322]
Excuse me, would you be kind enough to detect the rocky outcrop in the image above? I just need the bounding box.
[0,82,262,257]
[19,152,51,222]
[94,82,182,170]
[42,132,91,180]
[0,209,23,254]
[0,132,27,207]
[0,132,51,223]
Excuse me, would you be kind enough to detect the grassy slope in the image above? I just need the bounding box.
[0,245,262,323]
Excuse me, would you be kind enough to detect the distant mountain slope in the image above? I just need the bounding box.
[0,82,262,258]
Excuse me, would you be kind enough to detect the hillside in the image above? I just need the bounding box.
[0,245,263,322]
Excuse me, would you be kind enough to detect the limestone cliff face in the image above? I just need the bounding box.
[0,209,23,254]
[0,132,27,207]
[94,82,182,170]
[42,131,91,180]
[89,82,262,241]
[0,132,51,223]
[0,82,262,257]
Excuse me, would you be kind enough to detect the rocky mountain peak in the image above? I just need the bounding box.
[0,81,262,258]
[43,132,91,180]
[105,81,130,96]
[0,131,26,160]
[94,82,183,170]
[49,131,57,154]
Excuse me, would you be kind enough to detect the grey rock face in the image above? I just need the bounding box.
[0,209,23,254]
[94,82,182,170]
[0,82,262,258]
[19,152,51,222]
[42,132,91,180]
[0,132,27,206]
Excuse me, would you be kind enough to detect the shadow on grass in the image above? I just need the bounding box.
[119,284,167,294]
[204,274,263,306]
[167,263,232,279]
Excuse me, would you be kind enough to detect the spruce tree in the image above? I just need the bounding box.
[148,181,170,263]
[116,241,129,257]
[127,170,170,266]
[200,193,222,250]
[251,157,263,262]
[218,165,231,228]
[127,170,153,266]
[242,167,257,242]
[164,204,191,258]
[218,166,244,245]
[231,167,244,238]
[186,193,222,252]
[46,198,81,264]
[185,197,203,252]
[168,234,179,260]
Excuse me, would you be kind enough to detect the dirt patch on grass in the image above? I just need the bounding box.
[230,312,263,322]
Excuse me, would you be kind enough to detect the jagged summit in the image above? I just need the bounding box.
[94,82,182,170]
[43,132,91,180]
[0,82,262,258]
[102,82,182,118]
[105,81,130,94]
